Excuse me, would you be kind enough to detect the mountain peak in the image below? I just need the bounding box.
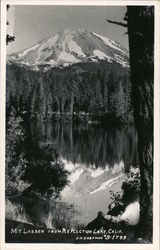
[8,29,129,70]
[60,28,89,34]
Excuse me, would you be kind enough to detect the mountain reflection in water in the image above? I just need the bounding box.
[32,121,138,223]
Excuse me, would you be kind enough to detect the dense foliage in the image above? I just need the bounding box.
[6,108,69,197]
[6,108,28,195]
[6,61,132,124]
[108,168,140,215]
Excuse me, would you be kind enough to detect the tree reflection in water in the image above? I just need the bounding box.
[31,121,138,172]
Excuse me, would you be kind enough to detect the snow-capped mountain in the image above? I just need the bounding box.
[8,29,129,69]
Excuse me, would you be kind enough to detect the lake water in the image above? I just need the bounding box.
[6,121,138,228]
[32,121,138,170]
[32,122,138,223]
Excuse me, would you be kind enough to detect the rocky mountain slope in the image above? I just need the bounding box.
[8,29,129,70]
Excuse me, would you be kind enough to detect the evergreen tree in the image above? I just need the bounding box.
[6,108,28,196]
[127,6,154,240]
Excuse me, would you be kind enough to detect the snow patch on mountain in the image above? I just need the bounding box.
[45,34,59,47]
[61,32,73,50]
[94,49,111,61]
[46,59,56,65]
[93,32,127,55]
[68,40,85,57]
[115,54,128,68]
[58,51,80,63]
[18,44,40,58]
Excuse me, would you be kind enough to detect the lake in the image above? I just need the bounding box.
[6,121,138,228]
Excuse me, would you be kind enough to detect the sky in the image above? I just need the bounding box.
[7,5,128,55]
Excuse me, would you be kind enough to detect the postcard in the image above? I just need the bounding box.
[0,0,159,249]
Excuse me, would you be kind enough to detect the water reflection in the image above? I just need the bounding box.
[6,121,139,228]
[31,121,138,172]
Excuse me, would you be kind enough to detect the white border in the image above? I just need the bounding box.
[0,1,160,250]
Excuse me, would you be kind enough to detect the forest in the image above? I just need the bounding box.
[6,61,132,124]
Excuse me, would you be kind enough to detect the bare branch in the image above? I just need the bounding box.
[106,19,127,28]
[6,34,15,45]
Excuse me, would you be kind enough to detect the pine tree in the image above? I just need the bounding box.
[6,108,28,195]
[127,6,154,241]
[107,6,154,240]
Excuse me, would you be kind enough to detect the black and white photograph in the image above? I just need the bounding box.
[0,0,160,248]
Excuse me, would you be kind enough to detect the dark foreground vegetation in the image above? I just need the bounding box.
[6,108,69,198]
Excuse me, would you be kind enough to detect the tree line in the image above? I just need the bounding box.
[6,61,132,124]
